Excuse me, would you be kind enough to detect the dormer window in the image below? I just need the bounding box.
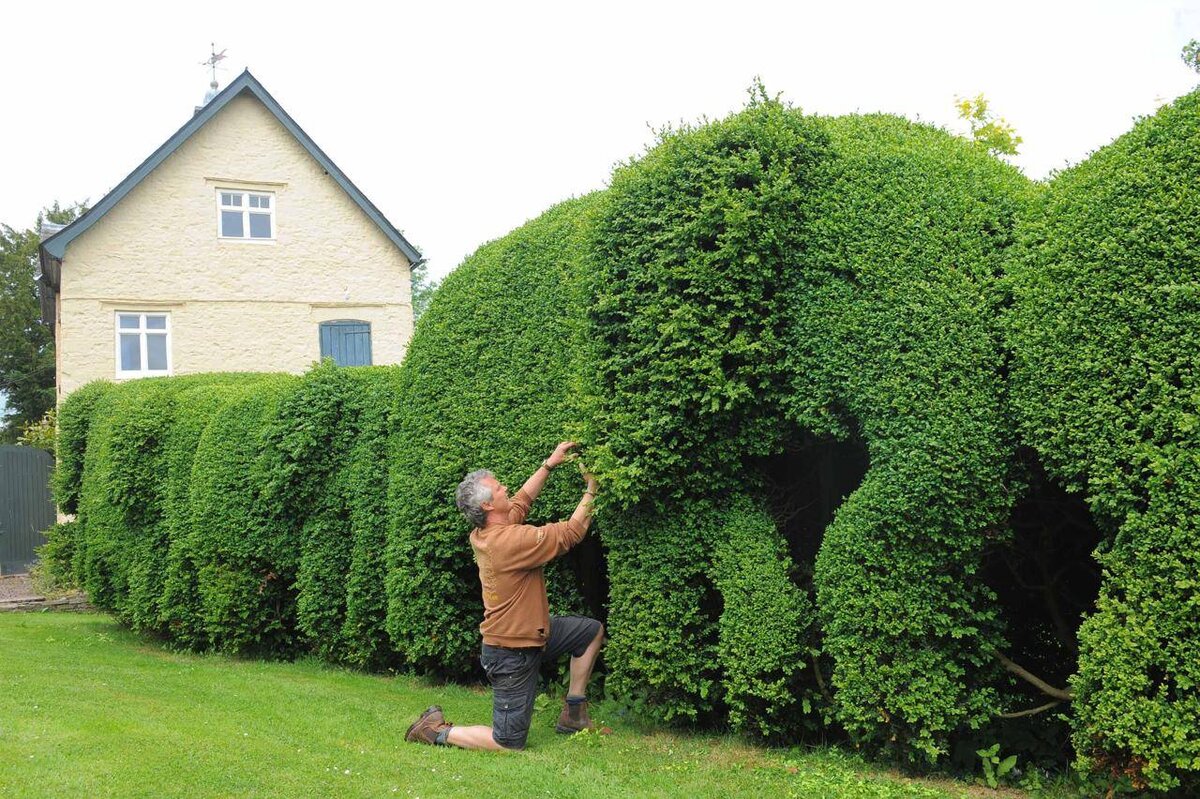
[218,190,275,240]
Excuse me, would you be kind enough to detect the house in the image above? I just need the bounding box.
[38,69,422,399]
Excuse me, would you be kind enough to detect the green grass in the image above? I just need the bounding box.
[0,613,1022,798]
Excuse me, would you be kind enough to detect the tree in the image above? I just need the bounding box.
[955,93,1023,157]
[410,258,439,324]
[1183,39,1200,75]
[0,201,86,442]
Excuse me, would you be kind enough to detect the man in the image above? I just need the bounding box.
[406,441,603,750]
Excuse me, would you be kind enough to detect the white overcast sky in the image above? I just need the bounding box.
[2,0,1198,285]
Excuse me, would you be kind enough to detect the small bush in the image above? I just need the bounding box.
[32,521,79,593]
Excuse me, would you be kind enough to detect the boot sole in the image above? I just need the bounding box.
[556,724,590,734]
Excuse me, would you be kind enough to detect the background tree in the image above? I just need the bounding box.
[955,93,1023,157]
[0,201,86,442]
[1183,38,1200,75]
[409,257,438,323]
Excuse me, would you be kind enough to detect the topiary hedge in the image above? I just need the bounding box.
[52,87,1198,786]
[1007,89,1200,792]
[581,99,1032,757]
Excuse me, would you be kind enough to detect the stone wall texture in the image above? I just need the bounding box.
[58,92,414,397]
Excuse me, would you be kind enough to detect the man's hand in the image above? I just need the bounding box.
[579,460,598,495]
[545,441,578,470]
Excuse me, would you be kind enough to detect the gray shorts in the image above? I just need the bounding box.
[480,615,602,750]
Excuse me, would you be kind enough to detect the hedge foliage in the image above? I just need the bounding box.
[54,88,1199,787]
[580,100,1032,757]
[57,368,402,663]
[1007,89,1200,791]
[385,196,596,676]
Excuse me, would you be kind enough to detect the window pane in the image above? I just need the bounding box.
[118,314,140,329]
[145,315,167,330]
[120,334,141,371]
[249,195,260,208]
[249,213,272,239]
[230,194,242,207]
[221,210,244,237]
[220,192,235,206]
[256,195,270,209]
[146,334,168,370]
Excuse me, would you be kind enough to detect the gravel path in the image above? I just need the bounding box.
[0,574,40,601]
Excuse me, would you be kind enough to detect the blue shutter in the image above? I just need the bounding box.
[318,321,372,366]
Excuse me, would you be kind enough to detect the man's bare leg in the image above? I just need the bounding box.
[568,624,605,697]
[445,725,507,750]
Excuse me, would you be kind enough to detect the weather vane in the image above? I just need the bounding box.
[200,43,228,83]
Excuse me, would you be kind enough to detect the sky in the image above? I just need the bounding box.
[1,1,1197,285]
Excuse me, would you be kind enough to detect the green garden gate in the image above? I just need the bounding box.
[0,445,55,574]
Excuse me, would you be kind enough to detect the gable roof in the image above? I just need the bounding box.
[40,69,422,264]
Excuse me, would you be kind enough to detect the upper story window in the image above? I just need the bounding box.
[218,190,275,241]
[115,312,171,378]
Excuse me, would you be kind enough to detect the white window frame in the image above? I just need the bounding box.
[216,189,276,242]
[114,312,173,379]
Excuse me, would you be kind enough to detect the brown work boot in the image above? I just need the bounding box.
[406,705,452,745]
[556,698,596,734]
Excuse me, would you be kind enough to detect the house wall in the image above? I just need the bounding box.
[57,92,413,398]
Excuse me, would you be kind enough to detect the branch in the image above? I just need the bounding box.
[810,652,834,705]
[999,700,1063,719]
[992,650,1074,701]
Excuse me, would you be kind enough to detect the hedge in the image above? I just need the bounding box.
[1007,88,1200,792]
[51,88,1198,785]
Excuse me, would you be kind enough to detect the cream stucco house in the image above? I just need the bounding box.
[38,70,422,399]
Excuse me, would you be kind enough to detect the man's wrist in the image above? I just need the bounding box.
[541,460,554,472]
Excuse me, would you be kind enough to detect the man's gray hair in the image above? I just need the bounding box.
[456,469,494,528]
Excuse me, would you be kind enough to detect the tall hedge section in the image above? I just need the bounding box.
[580,100,1032,757]
[1008,89,1200,791]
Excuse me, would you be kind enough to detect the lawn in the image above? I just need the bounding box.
[0,613,1027,799]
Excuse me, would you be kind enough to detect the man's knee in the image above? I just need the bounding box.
[494,733,527,751]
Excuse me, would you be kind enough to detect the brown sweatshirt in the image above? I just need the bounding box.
[469,488,587,648]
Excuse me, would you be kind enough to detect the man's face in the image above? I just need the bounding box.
[480,475,511,515]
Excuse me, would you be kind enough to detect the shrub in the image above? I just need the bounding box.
[795,114,1032,762]
[339,367,404,670]
[188,374,299,654]
[65,375,274,635]
[710,501,821,740]
[32,521,78,593]
[385,195,596,676]
[584,99,1030,757]
[1007,89,1200,791]
[17,408,56,453]
[280,362,401,666]
[53,380,114,515]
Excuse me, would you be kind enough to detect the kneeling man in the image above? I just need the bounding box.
[406,441,603,750]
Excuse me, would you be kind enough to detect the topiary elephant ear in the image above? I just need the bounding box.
[1007,89,1200,793]
[583,100,1035,756]
[385,195,600,677]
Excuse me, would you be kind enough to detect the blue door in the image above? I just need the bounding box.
[319,320,373,366]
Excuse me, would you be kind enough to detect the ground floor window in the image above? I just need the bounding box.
[319,320,372,366]
[115,312,171,378]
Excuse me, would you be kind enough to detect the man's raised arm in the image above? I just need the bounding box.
[517,441,578,505]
